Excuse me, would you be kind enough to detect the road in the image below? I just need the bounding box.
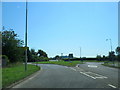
[12,62,119,88]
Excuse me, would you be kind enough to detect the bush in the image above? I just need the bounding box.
[117,55,120,61]
[2,55,9,67]
[38,57,49,61]
[2,30,24,63]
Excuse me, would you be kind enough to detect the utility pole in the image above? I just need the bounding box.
[106,38,114,65]
[61,53,63,57]
[25,0,28,71]
[80,47,81,58]
[2,26,5,31]
[80,47,83,63]
[61,53,63,59]
[109,39,112,52]
[106,39,112,52]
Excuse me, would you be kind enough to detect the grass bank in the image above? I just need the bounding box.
[2,63,40,88]
[102,61,120,69]
[35,60,83,67]
[83,60,104,62]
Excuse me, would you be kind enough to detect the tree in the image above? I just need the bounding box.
[96,55,101,61]
[37,49,48,57]
[116,46,120,61]
[29,49,38,62]
[116,46,120,55]
[27,49,32,62]
[54,55,60,60]
[31,49,37,55]
[102,55,106,61]
[2,30,24,63]
[108,51,115,61]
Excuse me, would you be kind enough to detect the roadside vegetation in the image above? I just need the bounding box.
[102,61,120,68]
[1,28,120,88]
[83,60,104,62]
[1,29,43,88]
[2,63,40,88]
[35,60,83,67]
[1,28,49,66]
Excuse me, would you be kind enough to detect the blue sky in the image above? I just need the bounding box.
[2,2,118,58]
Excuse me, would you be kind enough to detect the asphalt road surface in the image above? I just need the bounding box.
[12,62,119,88]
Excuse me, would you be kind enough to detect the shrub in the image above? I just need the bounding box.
[2,55,9,67]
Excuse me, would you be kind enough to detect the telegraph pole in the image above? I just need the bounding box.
[80,47,83,63]
[106,38,114,65]
[109,39,112,52]
[61,53,63,57]
[80,47,81,58]
[2,26,5,31]
[25,0,28,71]
[106,39,112,52]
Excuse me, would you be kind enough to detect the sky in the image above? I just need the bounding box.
[2,2,118,58]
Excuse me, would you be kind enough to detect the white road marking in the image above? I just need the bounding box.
[86,72,108,79]
[80,71,107,79]
[80,72,96,79]
[88,65,98,68]
[76,64,79,67]
[65,66,68,68]
[70,67,76,71]
[108,84,117,88]
[29,77,34,80]
[76,68,84,71]
[95,77,107,79]
[70,67,107,79]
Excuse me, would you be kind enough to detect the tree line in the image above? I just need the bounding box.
[1,29,49,67]
[96,48,120,61]
[1,28,120,67]
[53,48,120,62]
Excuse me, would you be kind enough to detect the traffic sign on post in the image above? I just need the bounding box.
[19,47,29,50]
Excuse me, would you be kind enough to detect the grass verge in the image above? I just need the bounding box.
[35,60,83,67]
[2,63,40,88]
[83,60,104,62]
[102,61,120,69]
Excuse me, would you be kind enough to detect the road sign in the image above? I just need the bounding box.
[19,47,29,50]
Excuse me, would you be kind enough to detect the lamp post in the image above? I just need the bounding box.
[2,26,5,31]
[25,0,28,71]
[80,47,83,63]
[106,38,114,65]
[106,39,112,52]
[80,47,81,58]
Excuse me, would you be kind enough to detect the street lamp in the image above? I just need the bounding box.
[80,47,81,58]
[106,39,112,52]
[25,0,28,71]
[80,47,83,63]
[106,38,114,65]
